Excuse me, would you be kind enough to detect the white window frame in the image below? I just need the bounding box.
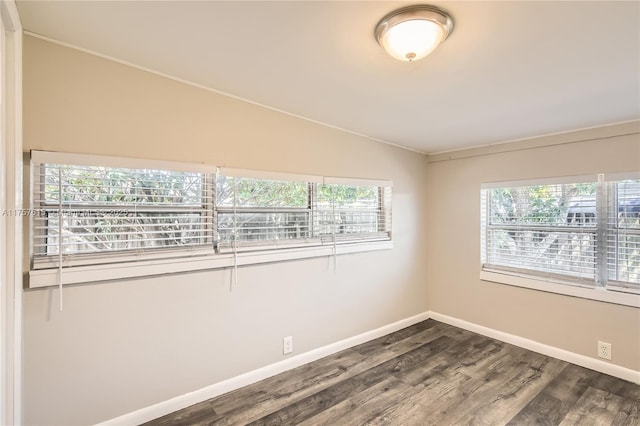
[28,152,393,288]
[480,174,640,308]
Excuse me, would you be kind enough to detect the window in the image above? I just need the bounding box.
[482,180,597,284]
[215,171,392,251]
[215,174,313,251]
[608,179,640,290]
[481,174,640,305]
[28,152,392,288]
[31,153,215,270]
[317,182,391,243]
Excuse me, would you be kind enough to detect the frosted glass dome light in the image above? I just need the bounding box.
[375,5,454,62]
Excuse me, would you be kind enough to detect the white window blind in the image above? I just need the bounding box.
[607,179,640,292]
[481,175,640,294]
[215,171,392,250]
[317,183,392,243]
[215,174,315,251]
[31,152,215,269]
[29,153,393,288]
[482,180,598,285]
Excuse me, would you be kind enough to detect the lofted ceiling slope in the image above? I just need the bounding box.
[16,1,640,154]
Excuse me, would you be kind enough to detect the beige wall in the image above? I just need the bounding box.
[22,36,429,425]
[426,123,640,372]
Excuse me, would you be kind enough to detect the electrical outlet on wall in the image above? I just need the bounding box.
[283,336,293,355]
[597,341,612,360]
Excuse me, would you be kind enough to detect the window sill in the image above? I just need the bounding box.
[480,270,640,308]
[27,240,393,288]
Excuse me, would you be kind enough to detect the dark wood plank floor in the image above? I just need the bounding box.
[144,320,640,426]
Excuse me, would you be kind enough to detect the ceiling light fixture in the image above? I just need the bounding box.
[375,5,454,62]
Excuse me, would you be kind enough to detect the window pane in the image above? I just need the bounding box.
[318,184,379,208]
[217,212,310,244]
[609,180,640,285]
[216,176,308,208]
[489,183,597,227]
[215,176,310,247]
[35,163,212,258]
[487,228,596,278]
[44,165,203,206]
[485,183,597,281]
[317,184,382,237]
[41,211,208,255]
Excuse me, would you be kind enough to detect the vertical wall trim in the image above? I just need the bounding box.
[0,13,7,425]
[0,1,22,424]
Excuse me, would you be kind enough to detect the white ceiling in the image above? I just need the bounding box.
[16,1,640,154]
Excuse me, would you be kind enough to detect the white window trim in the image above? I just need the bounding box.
[1,2,23,423]
[480,270,640,308]
[28,151,394,288]
[480,173,640,308]
[28,239,393,288]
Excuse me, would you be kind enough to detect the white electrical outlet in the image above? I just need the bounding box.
[283,336,293,355]
[597,341,612,360]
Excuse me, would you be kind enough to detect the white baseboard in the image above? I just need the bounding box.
[428,311,640,385]
[97,311,430,425]
[99,309,639,425]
